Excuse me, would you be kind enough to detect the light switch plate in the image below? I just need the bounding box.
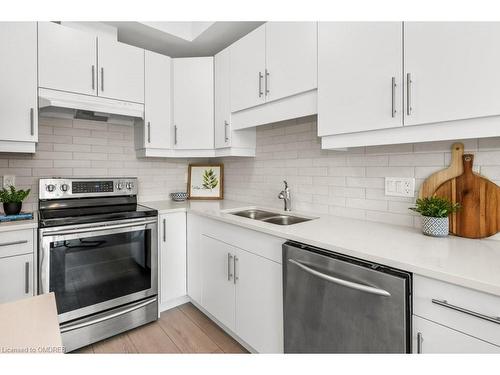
[385,177,415,197]
[2,175,15,189]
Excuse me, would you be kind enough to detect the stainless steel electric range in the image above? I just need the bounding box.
[37,177,158,352]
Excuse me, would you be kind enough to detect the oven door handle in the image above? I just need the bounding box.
[43,219,157,236]
[59,297,157,333]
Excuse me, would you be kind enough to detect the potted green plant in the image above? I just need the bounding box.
[409,196,461,237]
[0,186,31,216]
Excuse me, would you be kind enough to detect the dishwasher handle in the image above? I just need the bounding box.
[288,258,391,297]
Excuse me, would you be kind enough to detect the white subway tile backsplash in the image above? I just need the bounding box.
[0,117,198,213]
[221,118,500,229]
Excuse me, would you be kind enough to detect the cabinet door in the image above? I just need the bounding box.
[318,22,403,136]
[0,254,33,304]
[0,22,38,142]
[235,248,283,353]
[38,22,97,96]
[215,48,231,148]
[144,51,172,150]
[98,37,144,103]
[200,235,235,331]
[413,315,500,353]
[404,22,500,126]
[265,22,317,103]
[172,57,214,150]
[159,212,186,308]
[230,25,266,112]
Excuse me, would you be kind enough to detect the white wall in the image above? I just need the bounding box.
[221,115,500,228]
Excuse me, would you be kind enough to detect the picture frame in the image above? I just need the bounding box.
[187,164,224,200]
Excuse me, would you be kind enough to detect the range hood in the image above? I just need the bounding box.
[38,88,144,121]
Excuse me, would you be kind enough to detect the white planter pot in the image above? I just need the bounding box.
[422,216,449,237]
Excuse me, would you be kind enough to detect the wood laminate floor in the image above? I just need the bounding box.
[72,303,248,354]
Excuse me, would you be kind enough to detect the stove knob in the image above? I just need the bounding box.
[60,184,69,192]
[116,183,124,190]
[126,182,133,190]
[46,184,56,192]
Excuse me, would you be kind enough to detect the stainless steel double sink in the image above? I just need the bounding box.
[230,209,314,226]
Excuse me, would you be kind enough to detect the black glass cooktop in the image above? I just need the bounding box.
[39,202,157,228]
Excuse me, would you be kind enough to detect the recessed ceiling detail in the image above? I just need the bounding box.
[103,21,265,57]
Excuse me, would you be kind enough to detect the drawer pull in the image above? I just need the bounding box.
[0,240,28,247]
[432,299,500,325]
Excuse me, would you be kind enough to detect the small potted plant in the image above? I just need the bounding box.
[410,196,461,237]
[0,186,31,216]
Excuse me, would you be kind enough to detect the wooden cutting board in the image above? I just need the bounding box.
[434,154,500,239]
[418,143,464,199]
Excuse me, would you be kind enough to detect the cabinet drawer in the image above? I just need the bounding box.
[0,229,34,258]
[413,315,500,353]
[414,275,500,346]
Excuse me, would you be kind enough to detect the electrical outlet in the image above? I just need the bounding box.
[2,175,15,189]
[385,177,415,197]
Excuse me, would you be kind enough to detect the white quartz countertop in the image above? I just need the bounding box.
[0,212,38,233]
[143,199,500,297]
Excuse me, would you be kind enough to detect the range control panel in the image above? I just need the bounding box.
[39,178,138,200]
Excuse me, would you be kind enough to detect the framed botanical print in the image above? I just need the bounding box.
[187,164,224,200]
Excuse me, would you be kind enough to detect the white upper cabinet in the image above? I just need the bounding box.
[38,22,97,96]
[318,22,403,136]
[0,22,38,147]
[144,50,172,150]
[404,22,500,126]
[215,48,232,148]
[265,22,317,103]
[98,37,145,103]
[172,57,214,150]
[230,25,266,112]
[230,23,318,114]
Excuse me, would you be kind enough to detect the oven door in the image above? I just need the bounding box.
[39,218,158,323]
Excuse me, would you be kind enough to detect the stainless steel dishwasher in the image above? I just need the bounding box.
[283,241,412,353]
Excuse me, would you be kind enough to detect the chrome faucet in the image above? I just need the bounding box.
[278,180,291,211]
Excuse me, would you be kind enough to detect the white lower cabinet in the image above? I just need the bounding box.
[0,228,35,304]
[413,274,500,353]
[201,235,236,330]
[159,212,187,311]
[234,245,283,353]
[188,213,284,353]
[413,315,500,353]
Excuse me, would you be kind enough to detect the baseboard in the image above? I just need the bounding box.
[159,295,190,313]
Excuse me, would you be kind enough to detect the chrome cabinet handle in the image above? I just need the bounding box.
[258,72,263,97]
[227,253,233,281]
[174,125,178,145]
[391,77,397,118]
[0,240,28,247]
[147,122,151,143]
[162,218,166,242]
[92,65,95,90]
[265,69,270,96]
[431,299,500,325]
[224,120,229,143]
[406,73,412,115]
[416,332,423,354]
[29,108,34,136]
[101,67,104,91]
[233,256,238,284]
[25,261,30,294]
[60,297,157,333]
[288,259,391,297]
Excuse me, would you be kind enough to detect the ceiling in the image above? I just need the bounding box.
[103,21,265,57]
